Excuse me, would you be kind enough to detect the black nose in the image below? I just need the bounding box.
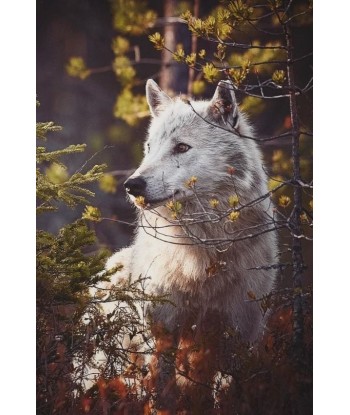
[124,177,147,197]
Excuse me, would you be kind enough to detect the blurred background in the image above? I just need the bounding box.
[36,0,312,275]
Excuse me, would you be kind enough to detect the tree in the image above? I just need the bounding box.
[36,107,165,414]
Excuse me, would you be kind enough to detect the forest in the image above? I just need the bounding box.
[36,1,313,414]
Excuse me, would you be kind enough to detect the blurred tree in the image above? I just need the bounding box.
[159,0,191,93]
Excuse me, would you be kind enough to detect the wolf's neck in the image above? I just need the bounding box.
[139,190,271,251]
[140,206,194,246]
[140,201,233,248]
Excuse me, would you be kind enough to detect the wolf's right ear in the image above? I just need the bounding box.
[208,80,239,128]
[146,79,172,117]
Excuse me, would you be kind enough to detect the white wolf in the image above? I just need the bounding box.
[94,80,278,407]
[104,79,277,341]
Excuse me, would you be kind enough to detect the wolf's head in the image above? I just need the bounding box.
[124,79,265,209]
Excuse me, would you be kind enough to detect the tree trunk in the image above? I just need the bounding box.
[187,0,200,96]
[159,0,190,95]
[285,22,305,364]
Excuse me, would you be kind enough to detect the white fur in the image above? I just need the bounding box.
[103,80,278,343]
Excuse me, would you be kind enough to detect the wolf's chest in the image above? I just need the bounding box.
[131,236,216,288]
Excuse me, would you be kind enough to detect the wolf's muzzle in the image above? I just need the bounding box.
[124,177,147,197]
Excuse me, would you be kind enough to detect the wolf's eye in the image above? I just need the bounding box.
[175,143,191,154]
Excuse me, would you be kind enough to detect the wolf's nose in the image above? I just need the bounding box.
[124,177,147,197]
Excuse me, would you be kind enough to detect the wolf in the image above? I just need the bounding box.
[100,79,278,409]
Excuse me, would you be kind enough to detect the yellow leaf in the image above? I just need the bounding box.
[99,174,117,194]
[228,195,239,208]
[209,198,219,208]
[82,205,102,222]
[134,196,146,208]
[228,211,240,221]
[278,195,291,208]
[185,176,197,188]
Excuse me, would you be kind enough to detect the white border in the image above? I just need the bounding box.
[2,1,36,412]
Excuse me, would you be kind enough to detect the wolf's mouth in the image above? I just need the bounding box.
[144,190,180,208]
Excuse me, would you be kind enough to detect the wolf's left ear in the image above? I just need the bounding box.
[208,80,239,128]
[146,79,172,117]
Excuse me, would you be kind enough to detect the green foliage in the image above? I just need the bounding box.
[45,162,69,184]
[185,51,197,67]
[113,87,149,126]
[99,173,118,194]
[82,205,102,222]
[181,12,216,37]
[272,69,286,85]
[149,32,165,50]
[37,221,108,304]
[227,0,254,22]
[213,10,234,38]
[36,112,110,301]
[166,200,183,219]
[227,41,285,75]
[111,0,157,35]
[65,57,91,80]
[112,55,136,86]
[36,117,108,214]
[111,35,130,56]
[37,111,110,411]
[214,43,227,61]
[65,2,157,127]
[228,60,251,86]
[181,2,255,39]
[192,79,206,96]
[203,62,220,83]
[36,121,62,139]
[240,95,266,115]
[36,107,166,413]
[173,43,186,62]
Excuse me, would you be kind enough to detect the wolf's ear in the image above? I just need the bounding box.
[146,79,172,117]
[208,80,239,128]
